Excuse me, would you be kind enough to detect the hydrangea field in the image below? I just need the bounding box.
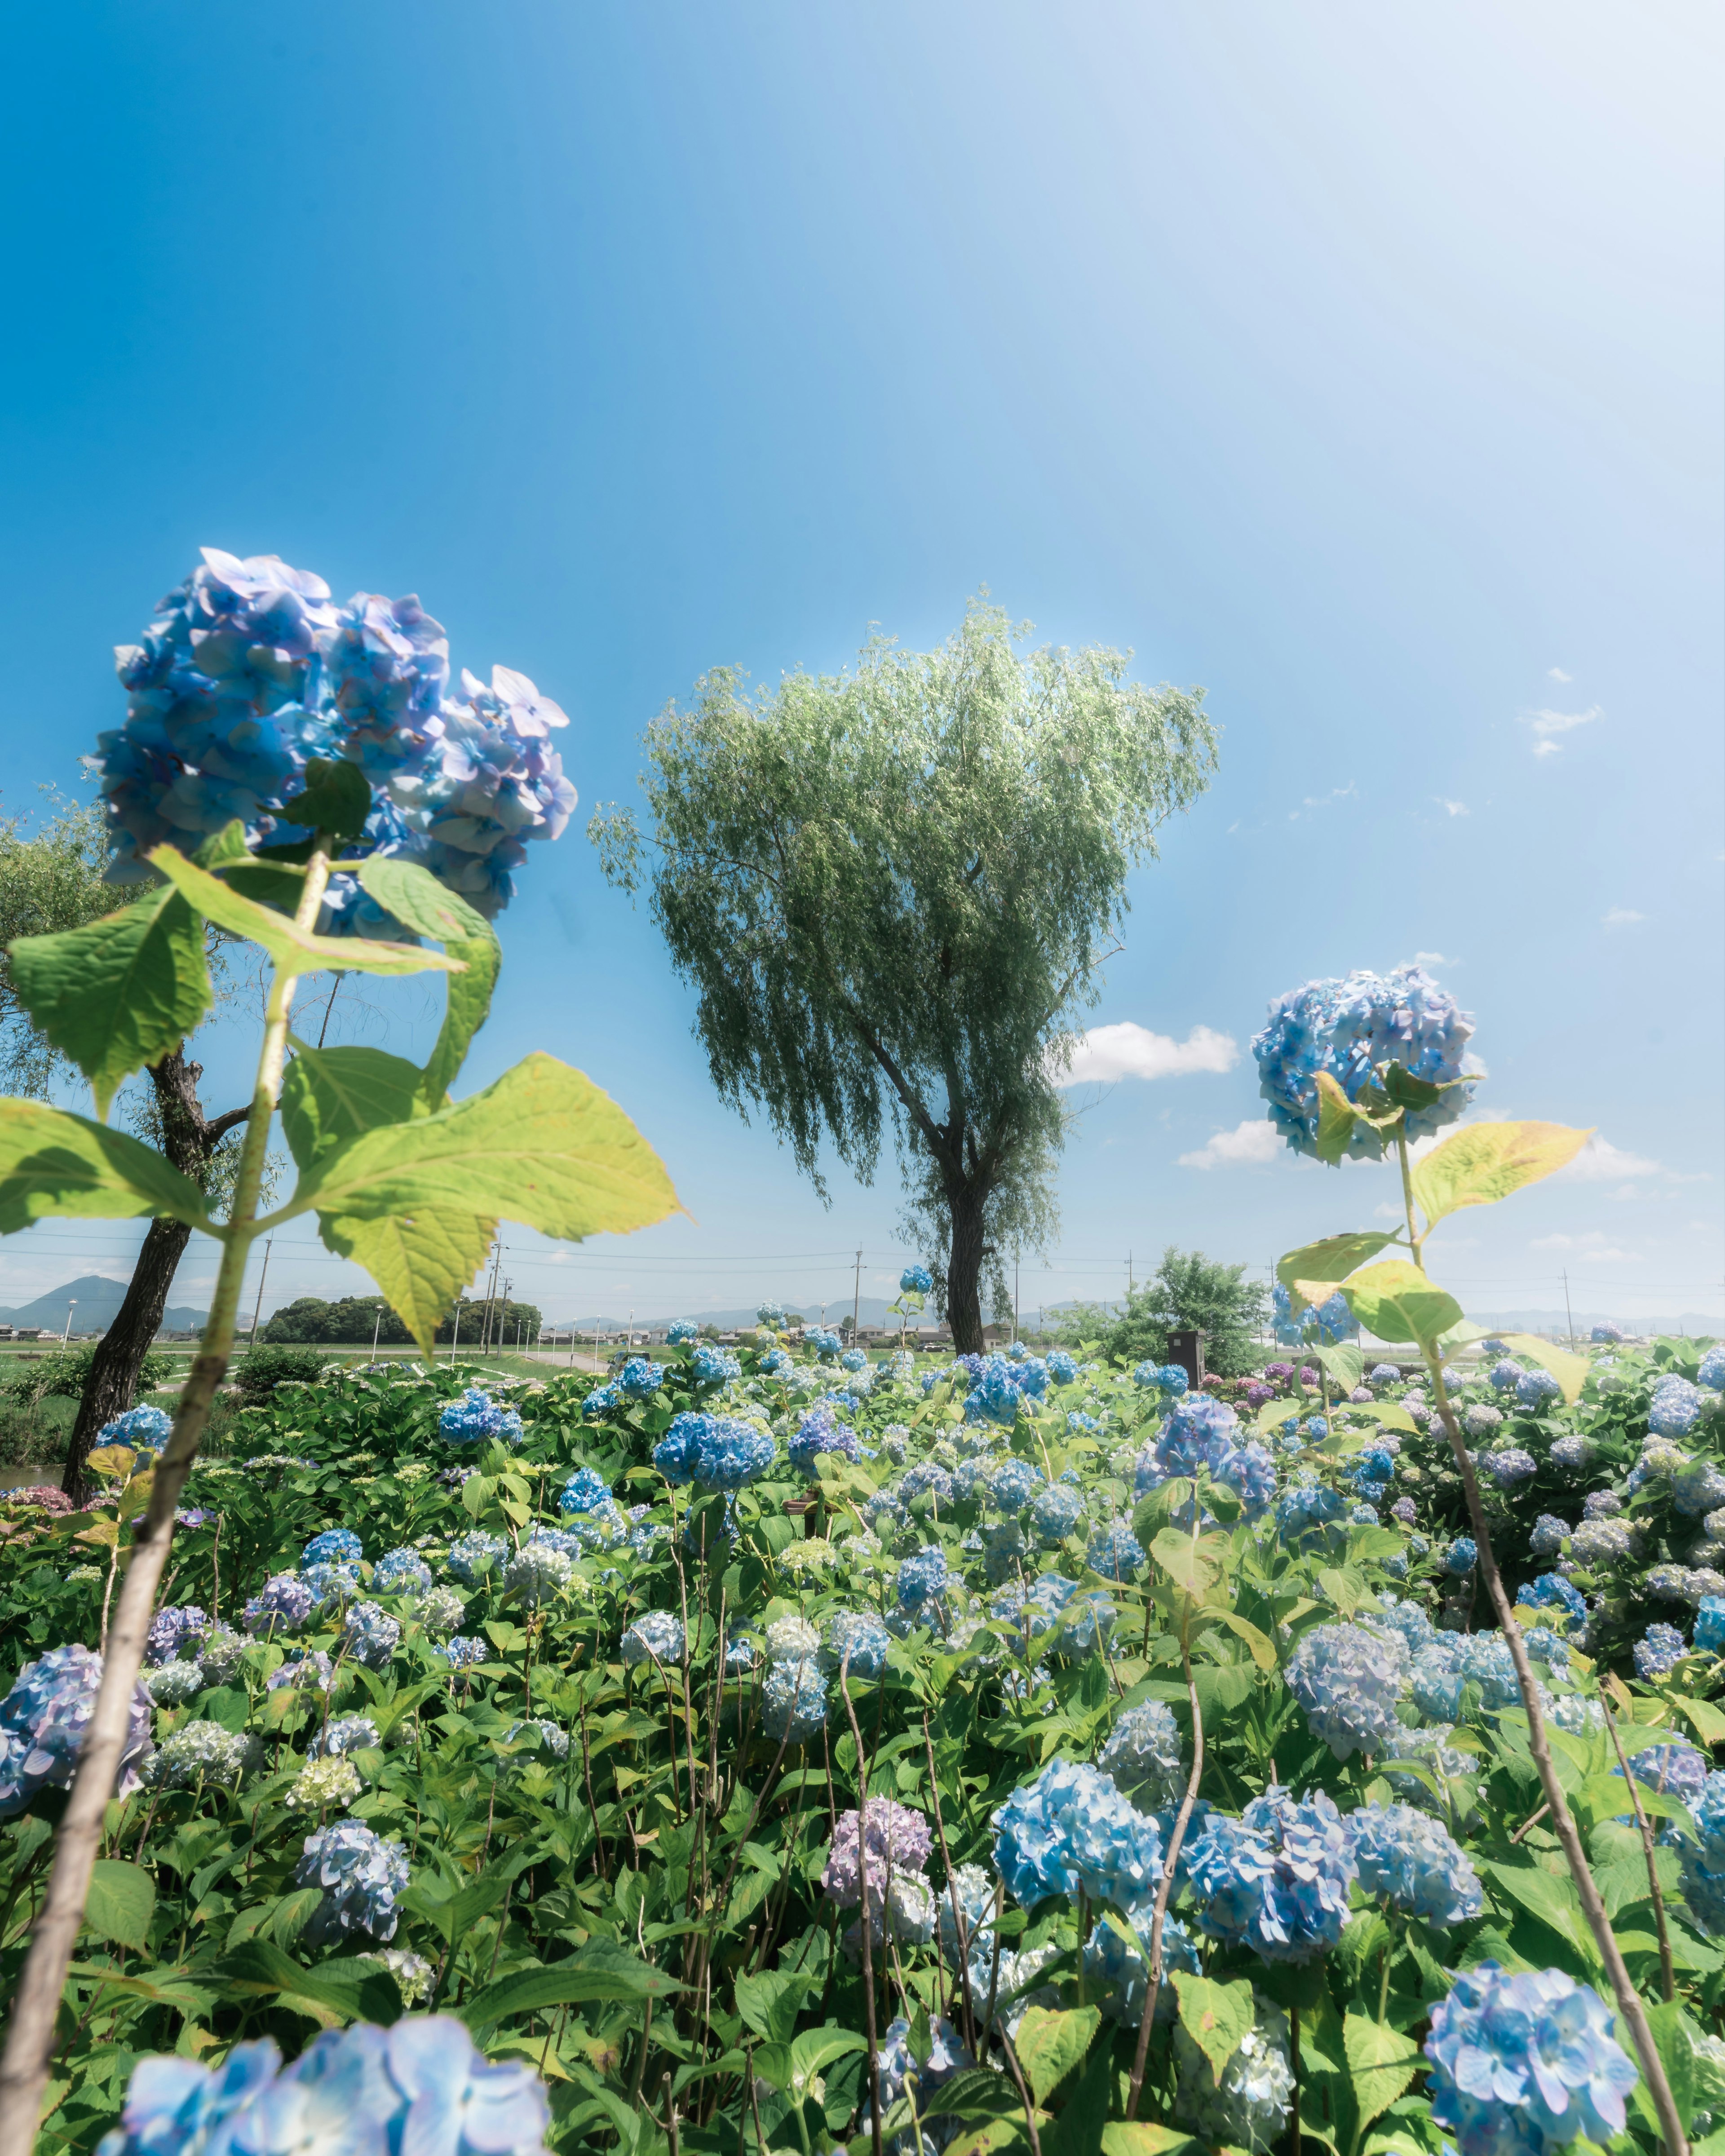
[4,1315,1725,2156]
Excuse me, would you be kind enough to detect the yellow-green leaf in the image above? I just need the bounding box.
[1313,1072,1361,1166]
[1337,1260,1463,1350]
[1492,1333,1589,1406]
[1170,1972,1253,2083]
[1342,2013,1421,2132]
[1410,1120,1595,1229]
[320,1206,496,1358]
[7,888,213,1120]
[1277,1233,1399,1308]
[1150,1528,1230,1601]
[1212,1609,1277,1671]
[1672,1696,1725,1747]
[148,844,463,983]
[0,1098,212,1236]
[355,858,500,1105]
[1101,2129,1198,2156]
[1012,2006,1100,2108]
[279,1042,425,1171]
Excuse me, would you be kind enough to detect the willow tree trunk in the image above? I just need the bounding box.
[62,1047,245,1507]
[945,1187,987,1355]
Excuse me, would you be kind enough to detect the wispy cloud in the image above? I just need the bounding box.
[1288,782,1358,822]
[1433,799,1468,817]
[1055,1023,1238,1087]
[1178,1120,1283,1170]
[1547,667,1573,683]
[1559,1135,1664,1182]
[1519,703,1601,755]
[1602,907,1645,927]
[1530,1229,1639,1264]
[1412,950,1460,968]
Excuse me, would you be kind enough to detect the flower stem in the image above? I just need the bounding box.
[1602,1698,1677,2004]
[0,850,332,2149]
[1396,1132,1687,2156]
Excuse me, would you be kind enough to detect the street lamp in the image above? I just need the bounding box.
[62,1300,76,1345]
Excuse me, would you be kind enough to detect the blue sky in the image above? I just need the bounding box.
[1,2,1719,1331]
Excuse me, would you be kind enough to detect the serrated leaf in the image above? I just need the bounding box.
[7,888,212,1118]
[1483,1860,1602,1968]
[1212,1609,1277,1671]
[148,844,463,982]
[1314,1072,1361,1165]
[279,1042,425,1171]
[1150,1528,1229,1600]
[1012,2006,1099,2109]
[0,1097,212,1235]
[1410,1120,1595,1228]
[734,1967,819,2044]
[83,1860,155,1950]
[1278,1233,1399,1308]
[1492,1333,1589,1406]
[321,1206,495,1356]
[1314,1344,1365,1393]
[1672,1696,1725,1746]
[355,858,500,1105]
[1171,1972,1254,2084]
[790,2027,868,2085]
[463,1944,681,2028]
[1337,1260,1463,1350]
[1342,2013,1422,2132]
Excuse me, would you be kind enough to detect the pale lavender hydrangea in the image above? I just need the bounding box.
[243,1573,315,1638]
[0,1645,153,1816]
[1285,1623,1410,1760]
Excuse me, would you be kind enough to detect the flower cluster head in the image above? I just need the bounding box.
[1030,1482,1084,1546]
[964,1354,1040,1427]
[691,1343,741,1387]
[991,1758,1164,1918]
[620,1611,686,1666]
[898,1263,933,1296]
[97,2015,551,2156]
[806,1327,842,1360]
[295,1820,409,1946]
[1252,966,1476,1160]
[1272,1282,1356,1346]
[1286,1622,1411,1760]
[1349,1801,1482,1926]
[788,1405,863,1476]
[763,1656,827,1744]
[1424,1961,1638,2156]
[665,1319,700,1346]
[244,1572,315,1638]
[895,1545,951,1614]
[1617,1737,1708,1810]
[97,1403,173,1456]
[1188,1788,1358,1962]
[1089,1521,1146,1582]
[1570,1516,1631,1567]
[503,1543,573,1609]
[1634,1624,1689,1680]
[990,1457,1043,1514]
[559,1467,611,1517]
[1696,1598,1725,1655]
[143,1722,256,1792]
[372,1547,433,1600]
[1277,1482,1349,1554]
[823,1798,933,1926]
[653,1412,776,1491]
[145,1604,210,1667]
[1098,1702,1185,1807]
[339,1602,401,1670]
[287,1755,363,1812]
[824,1609,892,1679]
[1446,1537,1478,1576]
[439,1387,525,1446]
[1170,1997,1294,2153]
[437,1636,487,1672]
[446,1529,508,1585]
[1650,1375,1705,1439]
[304,1527,363,1568]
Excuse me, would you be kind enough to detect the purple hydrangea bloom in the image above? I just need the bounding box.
[1349,1801,1482,1926]
[145,1604,210,1667]
[1186,1787,1358,1962]
[991,1758,1164,1919]
[1484,1449,1537,1487]
[1616,1738,1708,1810]
[1424,1962,1637,2156]
[1634,1625,1689,1680]
[0,1644,153,1816]
[787,1405,864,1477]
[244,1572,315,1638]
[823,1798,933,1920]
[1252,966,1476,1160]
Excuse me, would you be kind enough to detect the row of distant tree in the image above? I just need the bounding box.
[261,1294,543,1347]
[1046,1248,1269,1376]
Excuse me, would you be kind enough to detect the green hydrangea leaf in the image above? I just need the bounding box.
[355,857,500,1104]
[0,1097,212,1234]
[1410,1121,1595,1229]
[6,886,212,1118]
[279,1040,426,1171]
[319,1204,497,1357]
[1336,1260,1462,1351]
[1169,1972,1254,2085]
[1277,1234,1399,1311]
[279,757,373,842]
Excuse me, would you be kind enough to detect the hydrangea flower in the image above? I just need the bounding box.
[295,1819,409,1945]
[1516,1370,1562,1411]
[286,1755,363,1812]
[620,1611,686,1666]
[243,1572,315,1637]
[1699,1347,1725,1392]
[1634,1624,1689,1680]
[503,1544,572,1610]
[97,1403,174,1454]
[1088,1522,1146,1582]
[1650,1376,1704,1438]
[691,1343,741,1387]
[372,1548,433,1599]
[1488,1361,1523,1392]
[1383,1723,1475,1814]
[1674,1460,1725,1516]
[1277,1483,1349,1553]
[266,1648,334,1695]
[1172,2000,1295,2153]
[900,1462,954,1507]
[1286,1623,1410,1759]
[1528,1515,1570,1557]
[339,1603,401,1671]
[1424,1961,1638,2155]
[1696,1597,1725,1654]
[896,1546,951,1613]
[1081,1912,1199,2028]
[861,2014,970,2136]
[763,1656,827,1743]
[806,1327,842,1360]
[823,1609,892,1679]
[899,1264,933,1295]
[1186,1788,1358,1962]
[1272,1282,1356,1346]
[765,1614,821,1663]
[143,1722,257,1791]
[439,1387,524,1446]
[990,1457,1042,1513]
[1570,1517,1631,1567]
[1349,1801,1482,1925]
[787,1405,862,1476]
[1046,1350,1078,1385]
[97,2015,550,2156]
[1549,1436,1589,1473]
[1030,1483,1084,1546]
[1484,1448,1537,1487]
[1616,1738,1708,1809]
[991,1758,1164,1918]
[445,1529,508,1585]
[1098,1702,1185,1807]
[437,1635,487,1672]
[653,1412,776,1491]
[504,1719,570,1764]
[965,1355,1036,1427]
[146,1661,204,1708]
[145,1604,210,1667]
[301,1560,362,1612]
[304,1528,363,1567]
[0,1650,156,1812]
[1446,1537,1478,1576]
[823,1798,933,1918]
[1252,966,1476,1160]
[310,1715,381,1760]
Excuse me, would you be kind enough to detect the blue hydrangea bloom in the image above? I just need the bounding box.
[836,1348,867,1374]
[1272,1282,1356,1346]
[756,1301,787,1329]
[965,1355,1035,1427]
[300,1560,361,1611]
[1446,1537,1478,1576]
[760,1347,793,1377]
[1696,1597,1725,1654]
[559,1467,612,1515]
[244,1573,315,1637]
[1650,1375,1704,1438]
[896,1546,951,1613]
[1084,1912,1200,2028]
[439,1387,525,1446]
[1517,1573,1588,1625]
[1186,1787,1358,1962]
[1489,1361,1523,1392]
[1409,1640,1466,1724]
[437,1635,487,1671]
[296,1820,409,1945]
[1528,1515,1570,1557]
[1349,1802,1482,1925]
[1515,1369,1562,1410]
[340,1601,401,1670]
[371,1547,432,1599]
[620,1611,686,1666]
[1616,1738,1708,1809]
[0,1644,153,1816]
[665,1319,699,1345]
[1047,1350,1078,1385]
[806,1327,842,1360]
[763,1656,827,1743]
[652,1411,776,1490]
[901,1462,954,1506]
[1634,1625,1689,1680]
[303,1528,363,1568]
[1089,1522,1146,1582]
[1424,1962,1637,2156]
[787,1404,861,1475]
[1699,1347,1725,1392]
[1484,1449,1537,1487]
[97,1403,174,1452]
[991,1758,1164,1918]
[445,1529,508,1585]
[1031,1483,1084,1545]
[581,1383,620,1418]
[1371,1363,1402,1383]
[692,1343,741,1387]
[1098,1702,1185,1807]
[1056,1589,1118,1654]
[616,1356,668,1399]
[991,1457,1043,1512]
[1277,1483,1349,1553]
[1285,1623,1410,1759]
[1252,966,1476,1160]
[823,1610,892,1679]
[145,1604,210,1666]
[900,1264,934,1294]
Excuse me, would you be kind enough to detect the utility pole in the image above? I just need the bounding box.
[627,1308,635,1350]
[451,1293,464,1357]
[62,1300,76,1345]
[248,1237,274,1347]
[370,1305,383,1359]
[1014,1251,1021,1342]
[479,1243,501,1354]
[1562,1269,1576,1352]
[852,1249,862,1345]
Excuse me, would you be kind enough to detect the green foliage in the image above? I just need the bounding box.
[2,1341,176,1405]
[1052,1247,1268,1374]
[0,796,118,1100]
[231,1344,339,1401]
[591,599,1215,1343]
[257,1295,542,1348]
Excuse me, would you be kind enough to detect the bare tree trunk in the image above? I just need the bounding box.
[62,1046,247,1507]
[945,1186,987,1355]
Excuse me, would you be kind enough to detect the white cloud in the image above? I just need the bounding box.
[1433,798,1468,817]
[1558,1135,1664,1182]
[1547,667,1573,683]
[1178,1119,1283,1170]
[1412,950,1460,968]
[1057,1023,1238,1087]
[1602,907,1645,927]
[1531,1230,1641,1263]
[1519,704,1601,754]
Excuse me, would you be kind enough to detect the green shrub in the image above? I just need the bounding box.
[1,1341,177,1406]
[232,1344,336,1402]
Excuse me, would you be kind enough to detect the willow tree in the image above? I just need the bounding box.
[592,601,1216,1352]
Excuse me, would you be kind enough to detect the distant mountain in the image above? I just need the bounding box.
[0,1274,209,1335]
